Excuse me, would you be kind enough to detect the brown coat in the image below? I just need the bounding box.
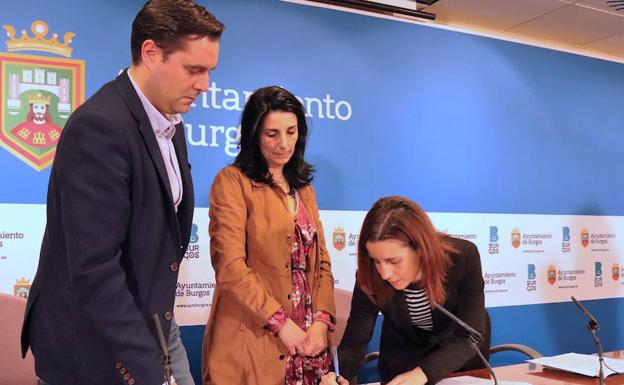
[202,166,336,385]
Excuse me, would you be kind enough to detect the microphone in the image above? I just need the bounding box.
[571,296,599,329]
[153,314,172,385]
[571,296,605,385]
[434,303,483,342]
[434,303,498,385]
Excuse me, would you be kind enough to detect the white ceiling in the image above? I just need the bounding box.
[375,0,624,62]
[294,0,624,63]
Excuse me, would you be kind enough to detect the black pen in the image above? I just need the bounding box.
[331,346,342,383]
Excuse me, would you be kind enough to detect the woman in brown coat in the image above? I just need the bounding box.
[202,86,336,385]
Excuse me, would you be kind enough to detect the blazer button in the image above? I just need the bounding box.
[279,354,285,360]
[286,233,292,239]
[284,263,289,269]
[115,362,123,369]
[123,373,130,380]
[180,245,185,249]
[164,311,173,321]
[287,294,291,300]
[170,262,179,272]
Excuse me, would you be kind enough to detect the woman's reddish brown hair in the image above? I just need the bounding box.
[356,196,456,307]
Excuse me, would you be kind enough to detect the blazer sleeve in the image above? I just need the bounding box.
[54,112,163,384]
[209,167,283,326]
[307,186,336,319]
[338,281,380,382]
[418,242,486,385]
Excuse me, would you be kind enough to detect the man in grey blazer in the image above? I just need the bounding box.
[21,2,223,385]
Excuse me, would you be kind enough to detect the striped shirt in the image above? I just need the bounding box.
[404,287,433,331]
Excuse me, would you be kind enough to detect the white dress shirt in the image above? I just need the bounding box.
[128,71,183,211]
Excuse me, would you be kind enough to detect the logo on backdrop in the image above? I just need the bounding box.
[612,263,620,281]
[581,228,589,248]
[488,226,499,255]
[526,264,536,292]
[489,226,498,242]
[594,261,603,288]
[528,264,536,280]
[189,223,199,244]
[184,223,200,259]
[511,228,521,249]
[547,264,556,285]
[14,277,31,298]
[0,20,85,171]
[333,226,346,251]
[562,226,571,253]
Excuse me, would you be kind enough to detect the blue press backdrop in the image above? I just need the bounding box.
[2,0,624,383]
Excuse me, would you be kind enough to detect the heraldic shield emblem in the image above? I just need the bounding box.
[14,277,31,298]
[511,228,521,249]
[580,228,589,248]
[333,226,346,251]
[612,263,620,282]
[0,20,85,171]
[547,264,557,285]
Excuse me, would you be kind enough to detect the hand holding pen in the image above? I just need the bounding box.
[320,347,349,385]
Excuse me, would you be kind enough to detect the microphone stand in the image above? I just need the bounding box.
[153,314,172,385]
[571,296,606,385]
[435,303,499,385]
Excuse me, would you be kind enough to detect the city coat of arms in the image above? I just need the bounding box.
[1,20,85,170]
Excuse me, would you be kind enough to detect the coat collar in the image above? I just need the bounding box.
[250,179,267,188]
[248,175,314,201]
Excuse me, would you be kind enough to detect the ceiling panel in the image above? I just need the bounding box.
[426,0,569,31]
[298,0,624,62]
[509,3,624,46]
[584,31,624,55]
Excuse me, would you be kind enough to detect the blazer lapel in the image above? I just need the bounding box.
[113,70,175,208]
[172,122,194,244]
[386,291,420,342]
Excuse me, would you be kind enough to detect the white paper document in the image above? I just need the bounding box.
[528,352,624,378]
[362,375,531,385]
[438,375,531,385]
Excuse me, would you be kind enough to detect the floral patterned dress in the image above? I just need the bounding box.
[266,190,333,385]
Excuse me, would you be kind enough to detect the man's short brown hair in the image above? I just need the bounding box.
[131,0,224,64]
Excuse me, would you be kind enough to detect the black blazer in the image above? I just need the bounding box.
[338,237,485,385]
[21,70,194,385]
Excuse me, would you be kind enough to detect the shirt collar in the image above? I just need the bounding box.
[127,70,182,140]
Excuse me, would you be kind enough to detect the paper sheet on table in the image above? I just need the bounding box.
[438,375,531,385]
[360,375,531,385]
[528,352,624,377]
